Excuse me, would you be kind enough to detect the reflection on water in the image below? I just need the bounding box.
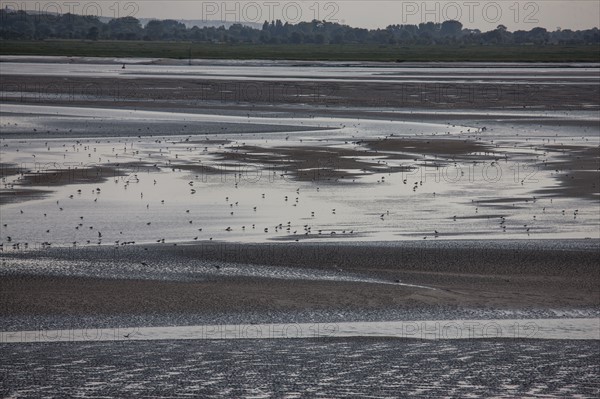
[2,318,598,343]
[1,102,598,247]
[1,59,599,85]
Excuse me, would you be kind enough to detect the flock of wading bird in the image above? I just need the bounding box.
[0,124,594,250]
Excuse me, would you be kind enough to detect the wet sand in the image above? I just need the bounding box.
[1,240,598,331]
[537,146,600,200]
[0,189,51,205]
[1,338,598,398]
[2,63,599,110]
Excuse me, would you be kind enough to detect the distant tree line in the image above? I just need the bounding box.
[1,10,599,46]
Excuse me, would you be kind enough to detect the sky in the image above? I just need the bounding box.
[5,1,600,31]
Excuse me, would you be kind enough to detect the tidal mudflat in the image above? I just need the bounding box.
[1,57,599,397]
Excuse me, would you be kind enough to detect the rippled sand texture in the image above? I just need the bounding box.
[1,339,598,398]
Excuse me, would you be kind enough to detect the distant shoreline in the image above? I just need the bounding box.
[1,41,599,62]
